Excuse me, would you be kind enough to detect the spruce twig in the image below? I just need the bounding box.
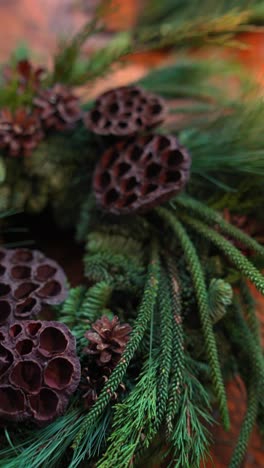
[70,239,160,464]
[179,213,264,296]
[174,195,264,258]
[155,269,174,429]
[165,258,185,432]
[157,207,230,429]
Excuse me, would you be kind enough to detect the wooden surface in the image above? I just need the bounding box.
[0,1,263,466]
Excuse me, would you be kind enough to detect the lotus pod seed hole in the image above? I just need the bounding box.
[35,265,57,282]
[37,280,61,298]
[11,266,32,280]
[29,388,59,420]
[9,323,22,338]
[44,357,74,389]
[14,282,38,300]
[15,297,37,317]
[16,339,33,355]
[0,300,11,324]
[0,283,11,297]
[39,326,68,356]
[27,322,42,336]
[10,361,42,393]
[0,387,25,414]
[11,250,33,263]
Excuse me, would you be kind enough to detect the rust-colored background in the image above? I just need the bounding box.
[1,1,263,466]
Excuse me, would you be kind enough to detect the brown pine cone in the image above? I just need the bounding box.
[84,85,166,136]
[33,84,81,131]
[3,59,46,93]
[0,248,68,326]
[81,316,131,408]
[0,320,80,425]
[84,315,131,367]
[93,134,191,215]
[0,108,43,157]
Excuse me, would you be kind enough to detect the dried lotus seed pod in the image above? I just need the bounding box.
[93,134,191,215]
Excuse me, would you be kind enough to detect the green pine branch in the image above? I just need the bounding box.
[157,207,230,429]
[179,213,264,296]
[174,195,264,258]
[70,239,160,465]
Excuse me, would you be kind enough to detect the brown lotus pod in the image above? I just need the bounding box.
[0,108,44,157]
[0,248,68,326]
[84,85,166,136]
[33,84,81,131]
[93,134,191,214]
[0,320,80,425]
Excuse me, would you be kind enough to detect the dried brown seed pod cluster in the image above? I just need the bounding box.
[0,108,44,157]
[0,320,80,425]
[85,86,166,136]
[81,315,131,408]
[0,248,68,326]
[93,134,191,214]
[33,84,82,131]
[3,59,46,93]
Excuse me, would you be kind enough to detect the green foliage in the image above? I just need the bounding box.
[157,207,230,429]
[180,213,264,296]
[70,240,160,464]
[59,283,113,348]
[97,358,158,468]
[155,270,173,429]
[165,360,214,468]
[208,278,233,323]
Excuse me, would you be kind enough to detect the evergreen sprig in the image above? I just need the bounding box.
[180,213,264,295]
[70,239,160,464]
[157,207,230,429]
[174,194,264,258]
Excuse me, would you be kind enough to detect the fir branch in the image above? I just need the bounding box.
[87,231,144,265]
[165,258,185,432]
[71,240,160,463]
[208,278,233,323]
[179,213,264,296]
[174,194,264,258]
[239,279,260,342]
[97,358,159,468]
[166,362,214,468]
[84,250,145,291]
[157,207,229,429]
[59,283,113,348]
[223,304,263,467]
[155,269,174,429]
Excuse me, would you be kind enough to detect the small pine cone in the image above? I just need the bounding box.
[0,248,68,326]
[93,134,191,215]
[0,320,80,425]
[222,209,264,255]
[0,108,43,157]
[84,85,166,136]
[33,84,81,131]
[3,59,46,93]
[81,315,131,408]
[84,315,132,367]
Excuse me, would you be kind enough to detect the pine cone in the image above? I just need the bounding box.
[84,315,131,367]
[222,209,264,255]
[0,248,68,326]
[84,85,166,136]
[33,84,81,131]
[81,316,131,408]
[93,134,191,215]
[0,320,80,425]
[3,59,46,93]
[0,108,43,157]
